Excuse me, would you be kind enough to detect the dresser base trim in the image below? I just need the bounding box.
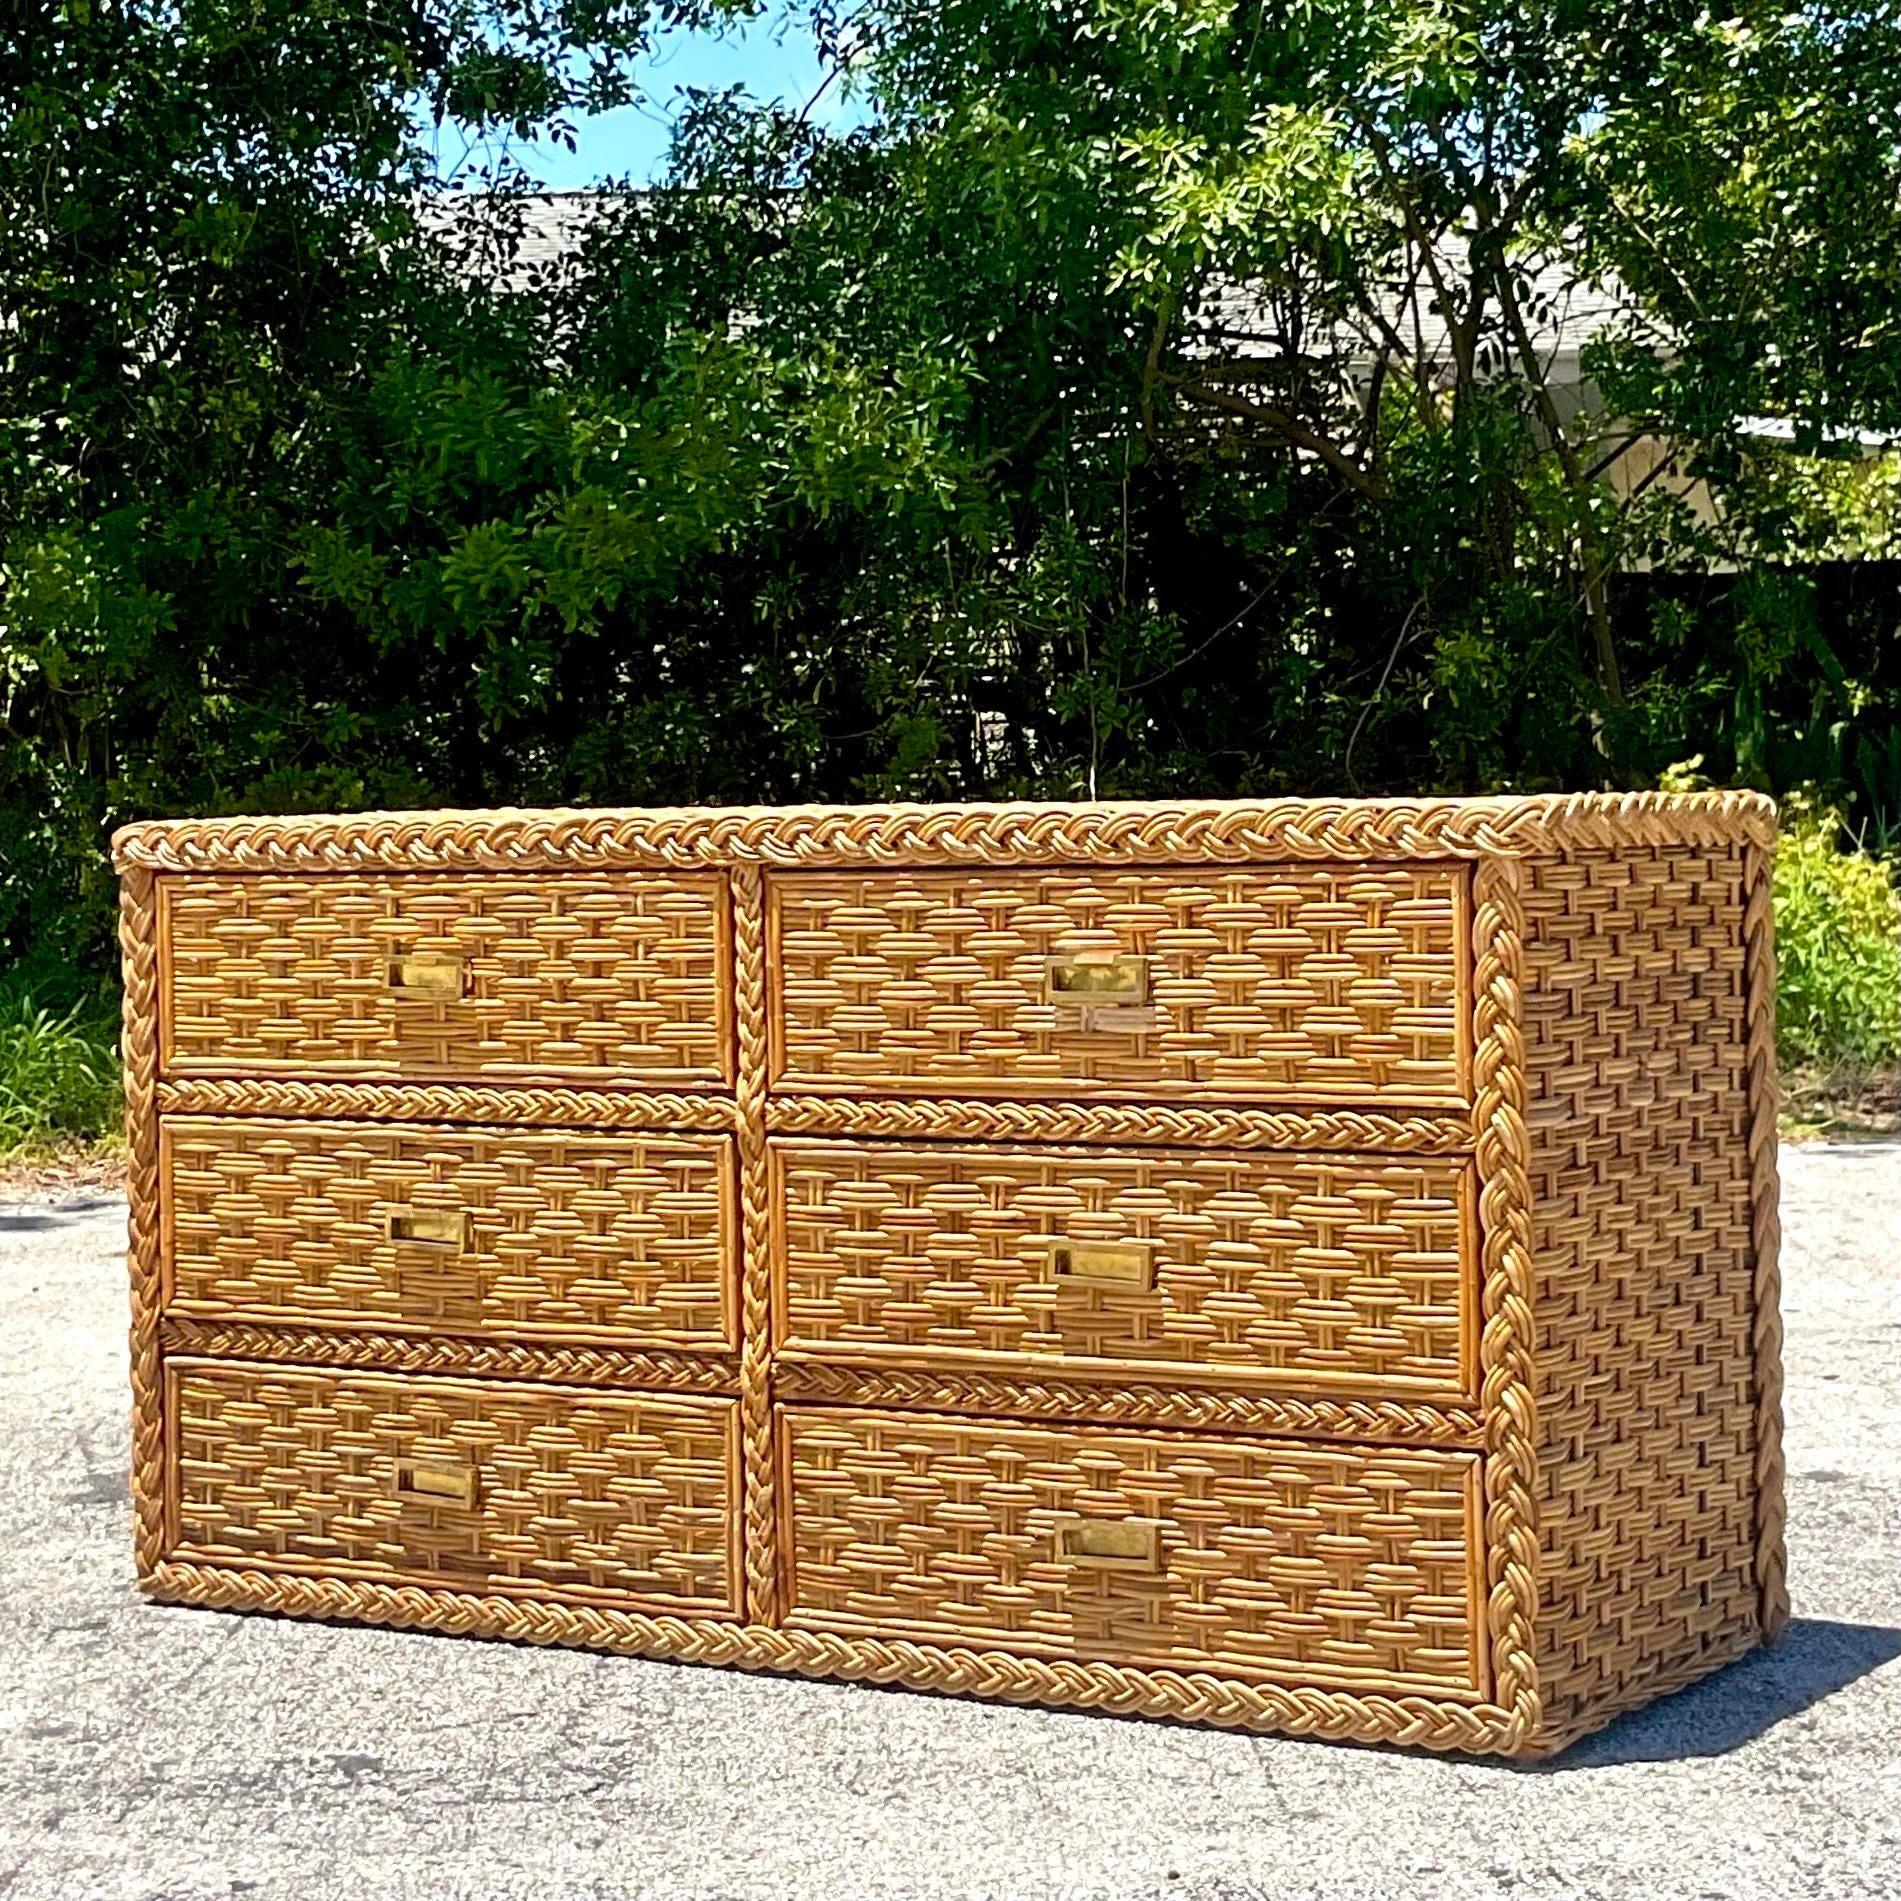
[141,1561,1551,1755]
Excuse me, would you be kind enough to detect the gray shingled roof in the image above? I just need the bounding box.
[433,188,1642,366]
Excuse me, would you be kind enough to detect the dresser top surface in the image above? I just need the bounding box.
[112,789,1775,875]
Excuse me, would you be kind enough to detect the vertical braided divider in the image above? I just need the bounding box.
[731,864,779,1624]
[1471,854,1543,1751]
[1742,841,1789,1640]
[120,868,168,1575]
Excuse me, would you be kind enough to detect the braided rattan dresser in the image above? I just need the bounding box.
[113,793,1786,1757]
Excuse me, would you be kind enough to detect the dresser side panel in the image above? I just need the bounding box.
[1522,845,1770,1747]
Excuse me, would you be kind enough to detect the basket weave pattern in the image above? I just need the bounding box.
[114,794,1785,1757]
[167,1360,741,1612]
[161,1116,735,1347]
[772,1139,1473,1393]
[779,1407,1485,1697]
[769,866,1466,1100]
[161,872,730,1085]
[1521,847,1775,1748]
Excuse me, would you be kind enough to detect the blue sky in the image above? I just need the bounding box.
[500,12,848,186]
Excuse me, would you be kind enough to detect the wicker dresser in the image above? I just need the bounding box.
[112,793,1786,1757]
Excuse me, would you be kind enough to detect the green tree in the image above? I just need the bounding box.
[5,0,1900,997]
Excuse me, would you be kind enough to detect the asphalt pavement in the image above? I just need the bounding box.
[2,1142,1897,1901]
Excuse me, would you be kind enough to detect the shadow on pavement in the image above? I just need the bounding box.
[1536,1617,1901,1769]
[0,1194,122,1233]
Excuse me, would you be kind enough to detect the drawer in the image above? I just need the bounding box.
[166,1360,741,1615]
[768,865,1468,1103]
[781,1408,1485,1697]
[161,1117,735,1349]
[772,1140,1475,1400]
[159,872,730,1087]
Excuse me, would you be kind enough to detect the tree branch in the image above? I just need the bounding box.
[1352,110,1479,391]
[1165,376,1389,497]
[1139,292,1174,449]
[1492,255,1626,706]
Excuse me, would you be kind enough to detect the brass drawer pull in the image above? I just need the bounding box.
[1043,954,1147,1005]
[387,953,467,999]
[386,1207,468,1250]
[1055,1520,1160,1568]
[395,1460,479,1510]
[1049,1242,1152,1290]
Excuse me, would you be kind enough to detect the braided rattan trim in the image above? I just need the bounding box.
[1742,842,1789,1640]
[121,869,167,1574]
[732,865,779,1624]
[112,792,1775,874]
[141,1563,1529,1753]
[1470,856,1543,1752]
[153,1078,738,1131]
[156,1320,741,1394]
[773,1360,1483,1445]
[764,1096,1473,1152]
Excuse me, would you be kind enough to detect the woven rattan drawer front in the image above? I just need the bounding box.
[768,865,1468,1103]
[781,1407,1485,1697]
[159,872,730,1086]
[773,1139,1475,1400]
[166,1360,741,1613]
[161,1116,735,1349]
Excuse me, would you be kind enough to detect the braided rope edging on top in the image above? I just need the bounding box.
[142,1563,1530,1753]
[111,791,1776,873]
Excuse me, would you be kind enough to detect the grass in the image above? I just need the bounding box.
[0,993,122,1164]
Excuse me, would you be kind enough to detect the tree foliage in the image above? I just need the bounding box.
[5,0,1900,993]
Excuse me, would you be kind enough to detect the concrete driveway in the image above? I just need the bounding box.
[3,1144,1897,1901]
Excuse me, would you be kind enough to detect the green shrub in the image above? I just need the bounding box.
[1774,808,1901,1073]
[0,994,122,1158]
